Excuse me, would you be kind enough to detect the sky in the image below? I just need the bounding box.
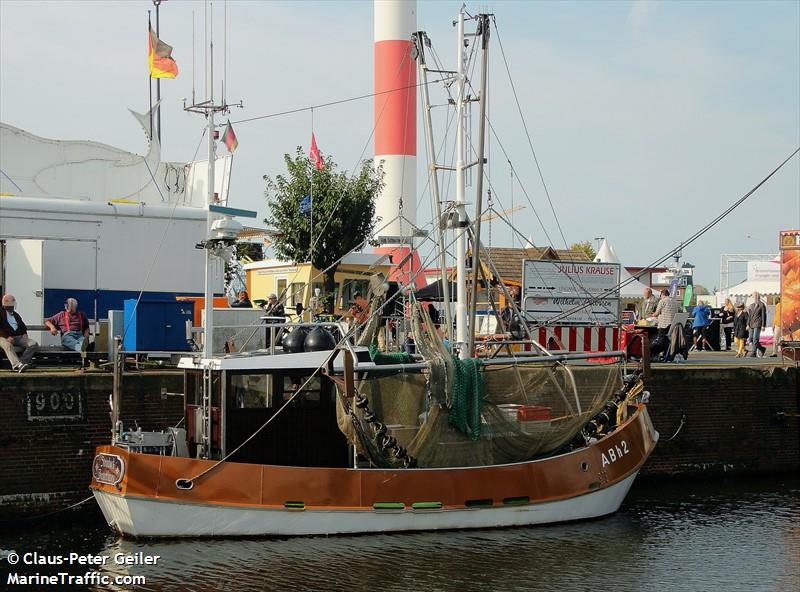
[1,0,798,290]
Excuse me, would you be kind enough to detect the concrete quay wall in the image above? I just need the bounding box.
[0,371,183,520]
[643,364,799,476]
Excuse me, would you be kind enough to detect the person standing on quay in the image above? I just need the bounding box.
[691,301,713,352]
[733,303,749,358]
[641,287,658,320]
[720,298,736,351]
[747,291,767,358]
[652,289,678,359]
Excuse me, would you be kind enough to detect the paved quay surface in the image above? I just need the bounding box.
[652,349,794,367]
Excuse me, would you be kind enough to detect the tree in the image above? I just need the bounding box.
[570,240,596,261]
[224,243,263,295]
[264,147,383,312]
[236,242,264,263]
[693,285,710,296]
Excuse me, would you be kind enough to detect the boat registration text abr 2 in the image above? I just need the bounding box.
[601,440,629,467]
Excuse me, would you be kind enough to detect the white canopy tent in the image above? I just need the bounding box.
[594,239,650,299]
[724,257,780,302]
[725,279,780,298]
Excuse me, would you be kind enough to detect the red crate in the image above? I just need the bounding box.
[517,405,551,421]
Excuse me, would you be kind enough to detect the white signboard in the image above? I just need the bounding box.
[522,260,620,324]
[747,260,779,282]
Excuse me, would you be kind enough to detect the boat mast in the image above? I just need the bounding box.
[153,0,163,145]
[414,31,453,345]
[183,1,241,458]
[466,14,491,357]
[454,8,469,359]
[204,60,216,362]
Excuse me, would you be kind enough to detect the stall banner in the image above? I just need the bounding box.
[780,230,800,343]
[522,260,620,325]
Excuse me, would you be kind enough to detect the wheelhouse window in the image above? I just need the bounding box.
[289,282,305,307]
[230,373,275,408]
[225,372,327,409]
[185,370,221,407]
[283,374,322,404]
[276,277,288,304]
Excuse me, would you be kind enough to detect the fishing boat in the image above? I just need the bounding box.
[90,4,658,538]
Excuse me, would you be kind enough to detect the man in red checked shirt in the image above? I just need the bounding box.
[44,297,90,352]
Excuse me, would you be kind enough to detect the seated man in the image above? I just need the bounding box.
[44,298,90,352]
[0,294,38,372]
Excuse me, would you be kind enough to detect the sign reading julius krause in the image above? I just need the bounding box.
[522,259,620,325]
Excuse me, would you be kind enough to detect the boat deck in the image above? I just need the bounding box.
[0,349,793,378]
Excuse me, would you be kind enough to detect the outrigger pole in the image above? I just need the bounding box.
[414,30,453,345]
[467,13,491,357]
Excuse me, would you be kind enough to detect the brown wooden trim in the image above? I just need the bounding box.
[92,406,655,512]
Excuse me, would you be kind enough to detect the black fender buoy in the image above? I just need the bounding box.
[282,326,309,353]
[304,326,336,352]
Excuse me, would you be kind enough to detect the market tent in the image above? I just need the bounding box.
[593,239,650,298]
[725,279,780,298]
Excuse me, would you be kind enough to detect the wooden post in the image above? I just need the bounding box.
[640,332,652,381]
[343,349,355,399]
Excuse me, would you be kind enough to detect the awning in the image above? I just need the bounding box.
[414,279,458,301]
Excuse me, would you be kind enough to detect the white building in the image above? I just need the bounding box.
[0,107,229,342]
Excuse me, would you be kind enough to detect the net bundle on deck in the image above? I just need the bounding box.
[337,301,622,468]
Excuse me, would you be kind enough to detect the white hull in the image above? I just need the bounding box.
[93,471,638,538]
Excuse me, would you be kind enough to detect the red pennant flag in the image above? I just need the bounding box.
[309,133,324,170]
[221,120,238,153]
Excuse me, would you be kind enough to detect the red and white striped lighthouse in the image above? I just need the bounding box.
[373,0,424,287]
[374,0,416,242]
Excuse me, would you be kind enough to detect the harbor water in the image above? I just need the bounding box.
[1,476,798,591]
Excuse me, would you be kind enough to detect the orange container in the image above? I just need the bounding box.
[176,296,230,325]
[517,405,551,421]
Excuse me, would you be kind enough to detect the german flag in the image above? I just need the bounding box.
[221,120,238,153]
[148,25,179,79]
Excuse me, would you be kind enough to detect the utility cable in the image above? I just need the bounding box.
[492,16,569,250]
[230,78,453,126]
[543,146,800,325]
